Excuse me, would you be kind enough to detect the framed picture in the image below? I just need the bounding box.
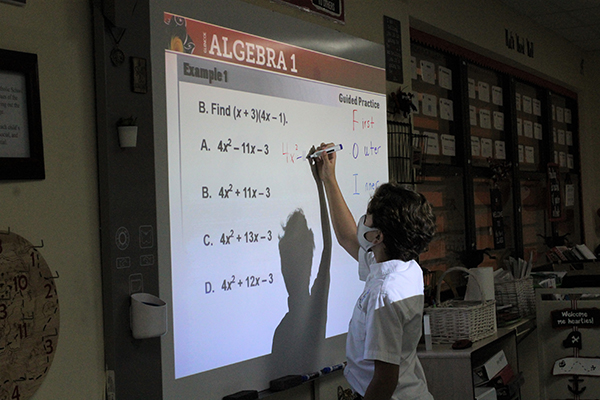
[0,48,45,180]
[0,0,26,6]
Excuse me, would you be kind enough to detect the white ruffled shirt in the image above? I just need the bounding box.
[345,248,433,399]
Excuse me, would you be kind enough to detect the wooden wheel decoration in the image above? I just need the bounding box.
[0,230,59,400]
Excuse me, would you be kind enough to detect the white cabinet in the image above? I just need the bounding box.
[418,327,522,400]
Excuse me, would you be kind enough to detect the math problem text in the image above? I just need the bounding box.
[204,273,275,294]
[202,229,274,246]
[198,101,288,125]
[199,184,271,199]
[198,138,271,155]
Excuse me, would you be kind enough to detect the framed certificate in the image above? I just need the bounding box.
[0,48,44,180]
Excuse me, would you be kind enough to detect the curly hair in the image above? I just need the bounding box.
[367,183,436,261]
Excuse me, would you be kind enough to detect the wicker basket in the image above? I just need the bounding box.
[424,267,497,344]
[494,276,535,317]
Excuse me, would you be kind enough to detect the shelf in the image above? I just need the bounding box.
[418,327,521,400]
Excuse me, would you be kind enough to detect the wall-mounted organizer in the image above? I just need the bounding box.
[387,120,427,184]
[406,28,582,274]
[550,93,582,247]
[515,80,551,266]
[417,175,468,273]
[410,43,459,167]
[515,82,545,172]
[468,64,514,268]
[468,63,506,168]
[130,293,167,339]
[408,41,468,273]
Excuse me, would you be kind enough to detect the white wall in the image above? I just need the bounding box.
[0,1,104,399]
[0,0,598,399]
[407,0,585,89]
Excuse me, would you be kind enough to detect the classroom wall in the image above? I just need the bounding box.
[0,0,599,399]
[247,0,600,250]
[405,0,599,249]
[0,1,105,399]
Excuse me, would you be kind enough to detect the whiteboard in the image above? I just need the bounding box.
[152,2,387,398]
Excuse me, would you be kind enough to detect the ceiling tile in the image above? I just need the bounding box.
[573,38,600,51]
[498,0,563,16]
[495,0,600,51]
[557,25,600,42]
[531,13,582,30]
[548,0,600,12]
[568,7,600,25]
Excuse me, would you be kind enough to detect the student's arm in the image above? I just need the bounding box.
[308,148,332,329]
[362,360,399,400]
[313,142,360,261]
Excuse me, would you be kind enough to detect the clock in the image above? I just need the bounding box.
[0,230,60,400]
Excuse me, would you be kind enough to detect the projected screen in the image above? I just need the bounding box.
[164,13,387,380]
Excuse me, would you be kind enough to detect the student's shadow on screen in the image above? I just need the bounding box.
[271,181,332,376]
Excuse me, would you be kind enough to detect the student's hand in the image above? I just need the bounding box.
[307,145,321,184]
[314,142,337,184]
[311,141,358,260]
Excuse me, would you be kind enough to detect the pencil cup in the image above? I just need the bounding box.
[464,266,495,301]
[130,293,167,339]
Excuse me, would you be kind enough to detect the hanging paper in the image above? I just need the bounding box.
[492,85,503,106]
[478,81,490,102]
[490,188,506,249]
[468,78,476,99]
[547,163,563,221]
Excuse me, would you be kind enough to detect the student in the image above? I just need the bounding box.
[311,142,436,400]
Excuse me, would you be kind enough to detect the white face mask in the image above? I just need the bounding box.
[357,214,379,251]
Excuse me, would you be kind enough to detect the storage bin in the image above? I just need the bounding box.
[494,276,535,317]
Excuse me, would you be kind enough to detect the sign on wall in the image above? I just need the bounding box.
[384,16,403,84]
[547,163,563,221]
[277,0,344,23]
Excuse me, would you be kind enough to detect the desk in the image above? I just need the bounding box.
[418,318,534,400]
